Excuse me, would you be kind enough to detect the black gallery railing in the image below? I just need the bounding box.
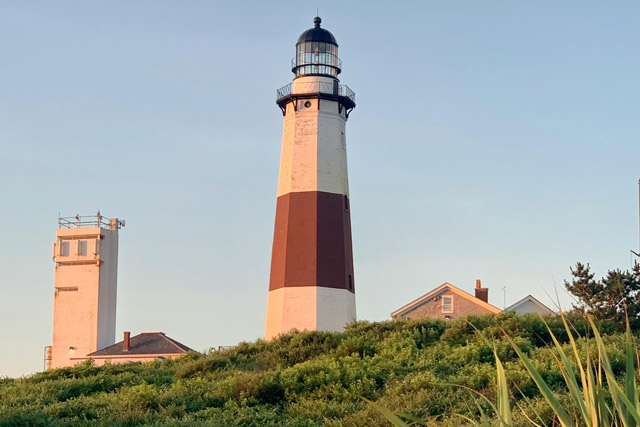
[276,82,355,104]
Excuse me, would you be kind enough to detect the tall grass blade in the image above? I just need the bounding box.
[584,342,608,425]
[451,413,479,425]
[589,317,640,426]
[513,398,545,427]
[542,319,591,426]
[494,350,512,426]
[506,335,573,427]
[471,391,493,427]
[594,348,614,425]
[514,384,549,427]
[365,398,410,427]
[450,383,507,425]
[625,320,637,427]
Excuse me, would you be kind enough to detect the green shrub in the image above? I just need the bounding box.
[0,314,629,426]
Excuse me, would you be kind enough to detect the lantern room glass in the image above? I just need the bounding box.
[294,41,340,78]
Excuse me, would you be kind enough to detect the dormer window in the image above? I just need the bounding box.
[441,295,453,313]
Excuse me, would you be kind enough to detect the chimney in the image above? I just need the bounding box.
[123,331,130,351]
[475,279,488,303]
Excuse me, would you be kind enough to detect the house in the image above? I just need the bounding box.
[505,295,555,315]
[391,280,501,321]
[70,331,193,367]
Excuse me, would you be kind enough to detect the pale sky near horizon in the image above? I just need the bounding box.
[1,1,639,377]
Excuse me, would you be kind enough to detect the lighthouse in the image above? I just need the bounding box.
[265,17,357,340]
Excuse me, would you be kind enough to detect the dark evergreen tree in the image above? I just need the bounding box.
[565,262,640,327]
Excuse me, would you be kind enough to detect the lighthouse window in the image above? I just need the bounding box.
[304,101,311,108]
[295,41,340,78]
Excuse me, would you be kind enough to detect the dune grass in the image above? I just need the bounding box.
[0,313,631,426]
[374,310,639,426]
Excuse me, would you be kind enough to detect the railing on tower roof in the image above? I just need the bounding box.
[58,212,124,230]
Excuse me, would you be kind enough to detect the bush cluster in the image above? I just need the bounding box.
[0,313,626,426]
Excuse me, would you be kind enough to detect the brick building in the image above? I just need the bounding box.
[391,280,501,321]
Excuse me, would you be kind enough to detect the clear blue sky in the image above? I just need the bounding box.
[1,1,639,377]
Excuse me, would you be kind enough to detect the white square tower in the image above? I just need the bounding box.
[49,212,124,369]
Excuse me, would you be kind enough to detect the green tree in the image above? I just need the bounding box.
[565,262,640,326]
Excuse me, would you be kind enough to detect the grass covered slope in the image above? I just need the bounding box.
[0,314,627,426]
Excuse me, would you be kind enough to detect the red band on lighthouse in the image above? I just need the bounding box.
[269,191,354,292]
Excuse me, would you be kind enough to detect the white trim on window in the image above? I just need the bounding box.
[441,295,453,313]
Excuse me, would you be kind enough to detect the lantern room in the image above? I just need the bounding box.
[292,17,342,78]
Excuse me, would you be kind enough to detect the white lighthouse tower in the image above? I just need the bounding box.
[48,212,124,369]
[265,17,357,340]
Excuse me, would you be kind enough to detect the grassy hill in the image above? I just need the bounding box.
[0,314,627,426]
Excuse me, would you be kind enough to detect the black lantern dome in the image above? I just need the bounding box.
[292,17,342,78]
[297,17,338,45]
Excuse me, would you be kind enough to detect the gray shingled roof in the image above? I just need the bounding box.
[87,332,193,356]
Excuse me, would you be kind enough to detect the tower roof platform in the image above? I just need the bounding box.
[57,211,124,230]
